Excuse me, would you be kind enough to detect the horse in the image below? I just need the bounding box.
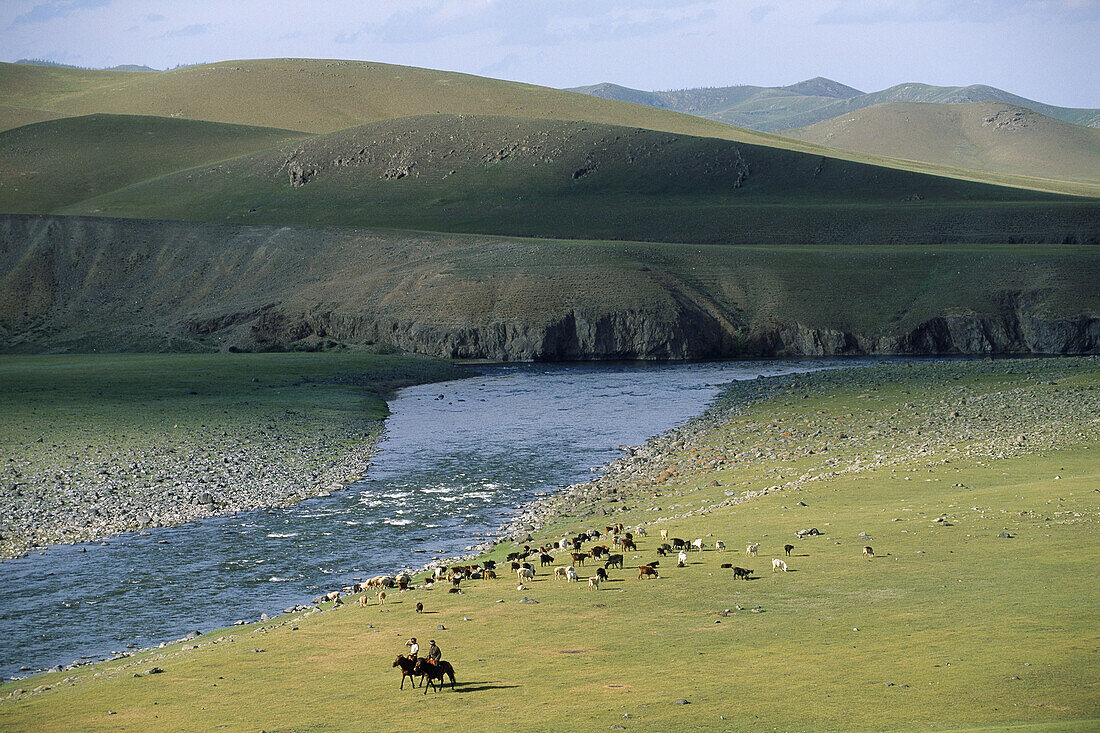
[413,658,456,693]
[393,655,421,689]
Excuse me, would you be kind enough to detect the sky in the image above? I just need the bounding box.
[1,0,1097,108]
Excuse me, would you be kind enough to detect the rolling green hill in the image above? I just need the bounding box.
[2,59,1095,197]
[41,114,1097,245]
[571,77,1100,131]
[782,101,1100,186]
[0,114,310,213]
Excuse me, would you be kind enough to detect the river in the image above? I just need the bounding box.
[0,359,846,679]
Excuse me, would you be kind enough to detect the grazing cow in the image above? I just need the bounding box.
[377,590,387,605]
[733,567,754,580]
[719,563,733,569]
[588,577,600,590]
[469,571,483,580]
[656,546,669,557]
[521,562,535,573]
[451,576,461,589]
[605,554,624,569]
[571,552,589,566]
[715,540,726,552]
[863,546,875,558]
[784,544,795,556]
[671,538,688,550]
[691,539,704,552]
[796,528,821,538]
[565,566,579,583]
[448,587,461,594]
[638,565,659,579]
[518,567,535,584]
[357,595,369,607]
[677,551,688,568]
[660,529,669,541]
[555,566,569,580]
[746,543,760,557]
[595,567,608,582]
[415,601,424,614]
[433,567,446,580]
[621,538,637,552]
[540,553,555,566]
[772,559,788,572]
[482,560,496,570]
[507,552,522,562]
[485,570,497,580]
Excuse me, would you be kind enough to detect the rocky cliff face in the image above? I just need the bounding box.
[1,215,1096,358]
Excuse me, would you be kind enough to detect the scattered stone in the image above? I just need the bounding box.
[998,532,1015,538]
[519,597,539,604]
[146,667,164,674]
[674,698,690,705]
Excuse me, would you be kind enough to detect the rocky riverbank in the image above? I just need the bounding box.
[0,416,383,560]
[498,357,1100,542]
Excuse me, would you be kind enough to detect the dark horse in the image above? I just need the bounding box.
[393,655,421,689]
[413,658,456,694]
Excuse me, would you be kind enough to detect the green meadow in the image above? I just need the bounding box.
[2,358,1096,732]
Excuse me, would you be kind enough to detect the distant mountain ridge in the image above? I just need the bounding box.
[14,58,157,72]
[569,78,1100,130]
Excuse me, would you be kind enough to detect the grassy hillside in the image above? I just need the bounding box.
[572,77,1100,131]
[0,115,310,213]
[782,101,1100,186]
[31,115,1097,244]
[2,215,1096,358]
[1,359,1096,731]
[2,59,1095,198]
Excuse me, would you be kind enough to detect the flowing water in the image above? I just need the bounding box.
[0,359,847,678]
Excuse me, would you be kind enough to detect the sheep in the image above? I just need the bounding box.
[604,554,624,569]
[570,552,589,566]
[863,546,875,559]
[558,538,571,551]
[485,569,497,580]
[321,591,340,603]
[415,602,424,614]
[621,538,637,552]
[565,567,579,583]
[772,559,788,572]
[671,538,688,550]
[691,539,704,552]
[677,551,688,568]
[396,574,410,591]
[635,525,647,537]
[595,567,608,582]
[638,565,659,579]
[377,590,387,605]
[555,566,569,580]
[732,567,754,579]
[517,567,535,584]
[540,553,555,566]
[482,560,496,570]
[357,595,368,607]
[719,563,733,569]
[715,540,726,552]
[659,529,669,541]
[588,577,600,590]
[784,544,795,556]
[746,543,760,557]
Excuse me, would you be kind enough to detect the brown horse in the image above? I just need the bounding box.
[393,655,420,689]
[413,658,456,693]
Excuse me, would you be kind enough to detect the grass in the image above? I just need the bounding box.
[30,114,1098,245]
[0,114,310,213]
[2,359,1097,731]
[1,58,1097,198]
[781,101,1100,186]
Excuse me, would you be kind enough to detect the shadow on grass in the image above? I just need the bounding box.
[456,682,520,693]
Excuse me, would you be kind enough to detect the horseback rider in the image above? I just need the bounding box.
[405,637,419,660]
[427,640,441,665]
